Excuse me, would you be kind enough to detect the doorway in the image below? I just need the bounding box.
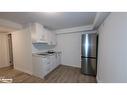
[8,34,13,66]
[0,33,11,68]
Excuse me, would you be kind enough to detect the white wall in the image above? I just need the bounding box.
[0,19,22,32]
[0,33,10,68]
[12,27,33,74]
[97,13,127,82]
[11,24,57,75]
[56,31,96,68]
[56,32,81,68]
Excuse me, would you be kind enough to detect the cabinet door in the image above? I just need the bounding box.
[49,54,57,71]
[32,56,44,78]
[42,57,51,75]
[56,53,61,66]
[45,29,57,45]
[51,32,57,45]
[45,29,52,45]
[36,23,47,42]
[49,55,54,71]
[31,23,48,43]
[47,30,54,45]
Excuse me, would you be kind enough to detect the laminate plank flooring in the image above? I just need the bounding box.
[0,65,96,83]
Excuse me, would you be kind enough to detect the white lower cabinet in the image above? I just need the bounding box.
[56,52,61,67]
[49,54,57,71]
[42,57,51,76]
[32,56,51,79]
[32,53,60,79]
[32,56,46,79]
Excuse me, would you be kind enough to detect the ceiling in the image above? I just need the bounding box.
[0,12,96,30]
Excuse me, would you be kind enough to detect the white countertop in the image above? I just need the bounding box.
[32,51,61,57]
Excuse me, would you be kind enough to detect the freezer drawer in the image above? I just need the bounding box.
[81,58,96,75]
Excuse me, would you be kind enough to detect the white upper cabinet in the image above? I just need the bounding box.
[51,32,57,45]
[31,23,47,43]
[46,29,57,45]
[31,23,57,45]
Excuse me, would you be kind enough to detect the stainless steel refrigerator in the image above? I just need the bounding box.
[81,33,97,76]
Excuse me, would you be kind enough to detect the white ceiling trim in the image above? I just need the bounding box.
[93,12,110,29]
[54,13,100,35]
[55,25,93,35]
[93,13,101,28]
[0,19,22,32]
[55,12,110,34]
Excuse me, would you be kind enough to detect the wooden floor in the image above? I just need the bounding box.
[0,65,96,83]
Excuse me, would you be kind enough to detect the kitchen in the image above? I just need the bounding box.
[0,12,127,83]
[0,13,99,83]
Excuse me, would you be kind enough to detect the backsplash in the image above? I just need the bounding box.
[32,43,56,53]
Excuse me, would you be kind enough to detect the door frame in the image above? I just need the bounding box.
[0,33,10,68]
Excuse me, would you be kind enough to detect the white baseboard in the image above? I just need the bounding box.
[61,64,81,68]
[14,66,33,75]
[0,64,10,68]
